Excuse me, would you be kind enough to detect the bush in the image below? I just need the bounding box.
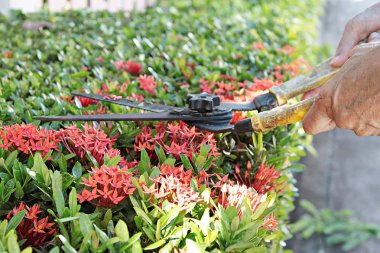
[0,0,322,252]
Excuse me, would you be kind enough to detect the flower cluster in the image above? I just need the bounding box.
[217,183,265,215]
[134,121,219,160]
[0,123,59,157]
[235,162,281,194]
[78,165,136,208]
[114,60,143,75]
[142,164,203,209]
[58,124,127,166]
[7,202,56,248]
[253,163,282,194]
[138,75,157,95]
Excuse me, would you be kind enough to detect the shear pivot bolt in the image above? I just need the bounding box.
[186,93,221,113]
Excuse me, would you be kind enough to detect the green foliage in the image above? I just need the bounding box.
[0,0,326,252]
[292,200,380,251]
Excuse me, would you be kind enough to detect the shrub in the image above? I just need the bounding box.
[0,0,322,251]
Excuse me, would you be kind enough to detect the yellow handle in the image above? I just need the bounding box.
[251,97,316,132]
[269,59,338,105]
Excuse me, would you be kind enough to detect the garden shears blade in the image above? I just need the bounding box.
[34,57,338,134]
[33,57,337,134]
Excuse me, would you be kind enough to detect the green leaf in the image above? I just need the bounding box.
[186,239,205,253]
[180,154,193,170]
[7,230,20,253]
[115,220,129,242]
[79,213,94,236]
[118,233,142,252]
[163,158,176,167]
[72,162,82,180]
[58,235,78,253]
[52,171,65,218]
[69,187,78,217]
[5,150,18,169]
[104,155,121,167]
[32,153,51,186]
[144,239,166,250]
[6,210,26,233]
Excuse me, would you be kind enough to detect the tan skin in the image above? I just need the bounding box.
[302,2,380,136]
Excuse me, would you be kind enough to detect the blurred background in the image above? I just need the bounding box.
[1,0,380,252]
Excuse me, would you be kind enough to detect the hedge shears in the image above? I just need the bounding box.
[34,59,337,133]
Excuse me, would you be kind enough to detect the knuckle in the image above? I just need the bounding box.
[354,128,369,136]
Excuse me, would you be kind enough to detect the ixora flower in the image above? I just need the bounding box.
[138,75,157,95]
[75,95,98,107]
[114,60,143,75]
[0,123,59,157]
[58,124,127,166]
[235,162,281,194]
[215,182,278,230]
[77,164,136,208]
[134,121,219,160]
[141,164,203,209]
[7,202,56,248]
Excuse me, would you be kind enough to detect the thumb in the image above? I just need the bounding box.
[303,97,336,135]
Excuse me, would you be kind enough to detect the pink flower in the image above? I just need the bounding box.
[138,75,157,95]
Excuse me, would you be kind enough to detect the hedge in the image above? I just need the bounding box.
[0,0,322,252]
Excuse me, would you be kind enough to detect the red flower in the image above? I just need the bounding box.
[114,60,143,75]
[96,56,104,63]
[6,202,56,248]
[4,51,12,59]
[248,79,278,92]
[279,45,295,55]
[252,163,281,194]
[263,213,278,231]
[75,96,98,107]
[134,121,219,161]
[138,75,157,95]
[78,164,136,208]
[0,123,59,157]
[252,42,265,50]
[125,60,143,75]
[58,124,126,166]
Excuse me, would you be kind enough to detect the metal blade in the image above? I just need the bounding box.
[34,112,228,122]
[219,101,257,111]
[73,92,180,113]
[191,123,234,133]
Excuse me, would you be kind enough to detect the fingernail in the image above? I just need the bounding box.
[330,55,341,66]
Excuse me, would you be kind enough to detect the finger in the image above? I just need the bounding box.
[368,32,380,43]
[330,19,364,68]
[301,87,321,100]
[303,97,336,135]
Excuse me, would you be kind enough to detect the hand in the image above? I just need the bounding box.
[303,44,380,136]
[331,2,380,67]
